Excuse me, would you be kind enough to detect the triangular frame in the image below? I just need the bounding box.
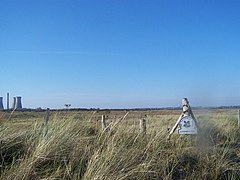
[167,98,198,140]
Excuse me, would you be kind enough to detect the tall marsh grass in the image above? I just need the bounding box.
[0,110,240,179]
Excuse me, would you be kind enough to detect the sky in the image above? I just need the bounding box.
[0,0,240,109]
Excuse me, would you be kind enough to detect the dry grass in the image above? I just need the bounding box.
[0,109,240,179]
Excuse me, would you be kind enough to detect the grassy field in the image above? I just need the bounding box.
[0,109,240,179]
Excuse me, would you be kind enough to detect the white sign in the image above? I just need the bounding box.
[178,116,198,135]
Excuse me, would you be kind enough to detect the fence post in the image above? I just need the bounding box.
[140,117,147,134]
[101,115,109,132]
[238,110,240,128]
[44,108,50,126]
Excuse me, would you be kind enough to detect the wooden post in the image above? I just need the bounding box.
[140,117,147,134]
[44,108,50,126]
[238,110,240,128]
[167,114,183,140]
[182,98,190,117]
[101,115,109,132]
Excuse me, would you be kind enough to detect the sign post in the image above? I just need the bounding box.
[167,98,198,140]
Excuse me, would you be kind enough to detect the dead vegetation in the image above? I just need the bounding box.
[0,109,240,179]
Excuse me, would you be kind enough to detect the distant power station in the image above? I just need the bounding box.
[0,93,23,111]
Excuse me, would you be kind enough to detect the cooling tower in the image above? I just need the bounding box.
[12,97,16,110]
[15,97,23,110]
[0,97,4,110]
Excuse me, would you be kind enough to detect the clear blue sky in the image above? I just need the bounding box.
[0,0,240,109]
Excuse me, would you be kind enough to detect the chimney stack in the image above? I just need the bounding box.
[7,93,9,110]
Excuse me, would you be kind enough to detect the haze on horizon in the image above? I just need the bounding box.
[1,0,240,109]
